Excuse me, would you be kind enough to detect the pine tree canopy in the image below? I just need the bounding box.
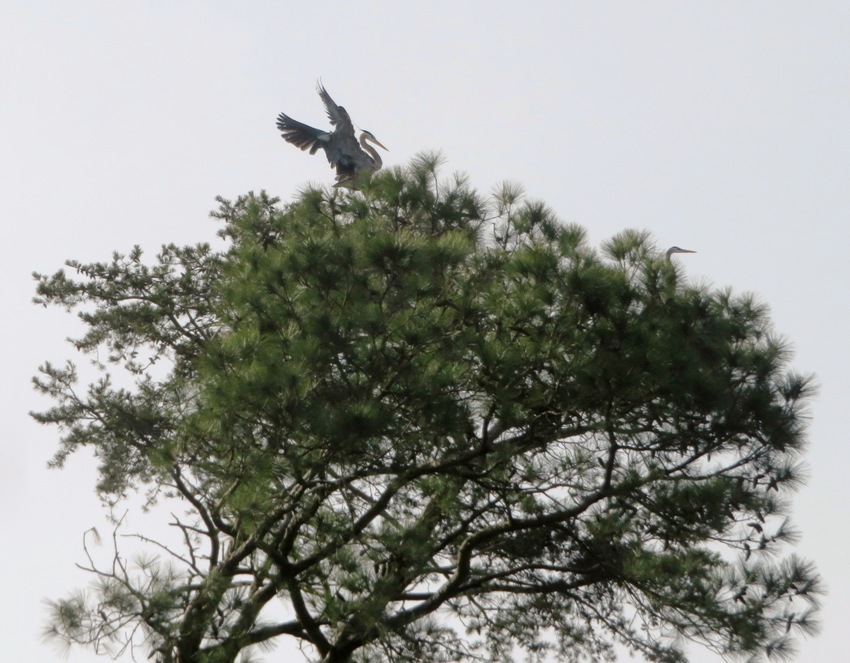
[33,154,822,663]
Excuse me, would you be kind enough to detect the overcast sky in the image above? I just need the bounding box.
[2,2,848,662]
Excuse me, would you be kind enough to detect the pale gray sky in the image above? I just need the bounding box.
[2,2,848,661]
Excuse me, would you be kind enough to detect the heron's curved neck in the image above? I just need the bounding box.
[359,134,383,169]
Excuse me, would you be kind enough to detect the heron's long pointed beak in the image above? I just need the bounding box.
[373,138,388,151]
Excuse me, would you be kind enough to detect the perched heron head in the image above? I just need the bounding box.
[360,130,388,151]
[665,246,697,260]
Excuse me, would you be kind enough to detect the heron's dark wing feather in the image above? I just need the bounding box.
[316,83,355,134]
[276,113,329,156]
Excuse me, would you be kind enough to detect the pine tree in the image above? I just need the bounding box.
[34,154,821,663]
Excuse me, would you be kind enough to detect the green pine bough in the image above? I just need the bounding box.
[33,154,822,663]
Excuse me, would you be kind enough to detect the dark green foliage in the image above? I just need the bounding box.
[34,155,821,663]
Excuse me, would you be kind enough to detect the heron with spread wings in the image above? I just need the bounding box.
[276,83,387,189]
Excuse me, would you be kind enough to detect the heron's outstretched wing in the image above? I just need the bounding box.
[317,83,354,135]
[276,112,353,170]
[276,113,329,155]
